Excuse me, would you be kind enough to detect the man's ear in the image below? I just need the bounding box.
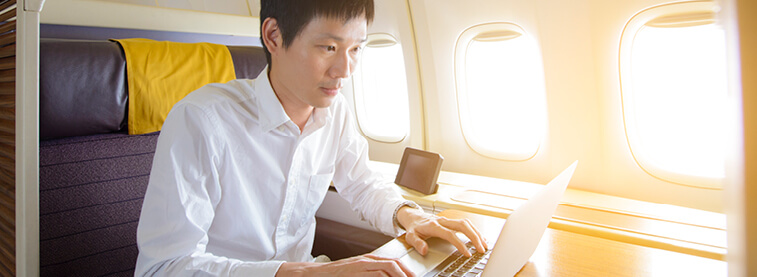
[261,17,283,55]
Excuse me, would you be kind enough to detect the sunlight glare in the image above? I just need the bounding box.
[462,35,546,159]
[355,43,410,142]
[630,24,728,178]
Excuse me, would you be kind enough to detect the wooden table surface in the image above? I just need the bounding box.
[376,209,727,276]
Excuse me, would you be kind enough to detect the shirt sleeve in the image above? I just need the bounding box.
[330,102,413,237]
[134,101,283,276]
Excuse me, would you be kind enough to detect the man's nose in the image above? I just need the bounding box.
[329,51,353,79]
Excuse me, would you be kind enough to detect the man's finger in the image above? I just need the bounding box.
[438,217,488,253]
[405,231,428,255]
[428,224,471,257]
[359,272,389,277]
[362,260,406,277]
[362,254,416,277]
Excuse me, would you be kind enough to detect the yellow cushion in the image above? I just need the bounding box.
[113,38,237,135]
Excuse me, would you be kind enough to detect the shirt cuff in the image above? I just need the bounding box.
[393,200,422,231]
[231,260,284,277]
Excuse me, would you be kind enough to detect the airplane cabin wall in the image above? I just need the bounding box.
[388,0,725,212]
[405,0,600,195]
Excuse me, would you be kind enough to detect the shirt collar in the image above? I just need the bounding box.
[255,66,291,133]
[254,66,334,133]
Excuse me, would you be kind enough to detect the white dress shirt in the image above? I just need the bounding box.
[135,67,411,276]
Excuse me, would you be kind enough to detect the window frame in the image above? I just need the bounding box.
[453,22,548,161]
[618,1,725,189]
[351,33,411,143]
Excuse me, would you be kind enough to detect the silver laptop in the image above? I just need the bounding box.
[390,161,578,277]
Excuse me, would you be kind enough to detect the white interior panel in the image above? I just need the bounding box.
[157,0,251,16]
[247,0,260,17]
[41,0,260,37]
[98,0,155,6]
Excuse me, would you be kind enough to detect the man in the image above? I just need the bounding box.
[135,0,487,276]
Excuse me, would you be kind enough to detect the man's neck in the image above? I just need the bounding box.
[268,69,313,132]
[286,107,313,132]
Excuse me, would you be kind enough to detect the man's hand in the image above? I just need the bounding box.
[276,254,415,277]
[396,206,488,257]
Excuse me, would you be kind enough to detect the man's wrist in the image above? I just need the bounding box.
[275,262,311,277]
[394,201,424,231]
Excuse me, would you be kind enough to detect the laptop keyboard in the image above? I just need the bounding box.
[424,242,492,277]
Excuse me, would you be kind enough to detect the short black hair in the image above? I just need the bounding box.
[259,0,375,65]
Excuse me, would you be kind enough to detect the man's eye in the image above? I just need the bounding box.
[325,46,336,52]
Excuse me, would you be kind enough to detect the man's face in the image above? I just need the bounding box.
[270,16,367,109]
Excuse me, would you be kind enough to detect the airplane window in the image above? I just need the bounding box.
[352,33,410,143]
[455,23,547,161]
[620,2,726,188]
